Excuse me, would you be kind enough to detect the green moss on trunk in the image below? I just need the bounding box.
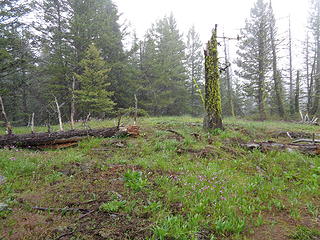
[203,25,223,130]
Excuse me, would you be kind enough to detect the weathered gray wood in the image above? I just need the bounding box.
[0,127,119,148]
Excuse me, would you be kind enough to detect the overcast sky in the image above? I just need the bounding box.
[114,0,309,68]
[115,0,309,53]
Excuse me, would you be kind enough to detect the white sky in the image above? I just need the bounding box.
[114,0,310,72]
[114,0,309,43]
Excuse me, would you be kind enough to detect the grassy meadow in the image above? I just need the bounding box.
[0,116,319,239]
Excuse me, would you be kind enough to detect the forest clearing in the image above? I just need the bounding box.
[2,0,320,239]
[0,117,319,239]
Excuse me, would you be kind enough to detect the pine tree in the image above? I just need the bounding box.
[186,25,204,116]
[220,34,235,117]
[236,0,272,120]
[69,0,129,108]
[35,0,72,114]
[74,44,115,117]
[0,0,34,124]
[141,14,189,115]
[269,2,285,118]
[309,0,320,115]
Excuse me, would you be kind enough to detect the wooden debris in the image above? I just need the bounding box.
[166,129,184,141]
[125,125,140,137]
[0,96,12,135]
[191,133,202,141]
[274,131,314,139]
[54,96,64,131]
[299,111,318,125]
[0,126,137,149]
[177,146,214,158]
[292,138,320,144]
[32,206,91,213]
[242,141,320,155]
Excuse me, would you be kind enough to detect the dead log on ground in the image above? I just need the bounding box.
[0,126,138,149]
[242,141,320,155]
[292,139,320,144]
[274,131,314,139]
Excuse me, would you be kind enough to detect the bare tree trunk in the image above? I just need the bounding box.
[0,96,12,135]
[134,94,138,124]
[295,70,300,113]
[31,113,35,134]
[203,25,223,130]
[70,76,76,130]
[309,53,316,115]
[289,17,295,115]
[306,33,312,115]
[223,33,235,117]
[54,96,64,131]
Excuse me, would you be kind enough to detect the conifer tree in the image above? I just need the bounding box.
[269,2,285,118]
[236,0,272,120]
[141,14,189,115]
[220,34,235,117]
[35,0,72,114]
[186,26,204,116]
[309,0,320,115]
[75,44,115,118]
[69,0,128,108]
[0,0,34,123]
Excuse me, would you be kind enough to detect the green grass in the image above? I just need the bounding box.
[0,116,319,239]
[290,226,320,240]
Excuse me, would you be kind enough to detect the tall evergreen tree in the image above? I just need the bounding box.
[0,0,34,124]
[141,14,189,115]
[69,0,129,108]
[236,0,272,120]
[220,34,235,117]
[309,0,320,115]
[269,2,285,118]
[35,0,72,119]
[74,44,115,117]
[186,25,204,116]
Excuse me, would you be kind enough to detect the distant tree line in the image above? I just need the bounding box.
[0,0,204,126]
[1,0,320,127]
[234,0,320,120]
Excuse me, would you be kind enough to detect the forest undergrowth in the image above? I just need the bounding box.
[0,116,319,240]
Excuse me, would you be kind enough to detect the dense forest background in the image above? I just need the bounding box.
[1,0,320,126]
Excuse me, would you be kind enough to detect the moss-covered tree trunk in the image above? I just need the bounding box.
[203,25,223,130]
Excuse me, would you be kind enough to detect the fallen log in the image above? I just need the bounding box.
[242,141,320,155]
[292,139,320,144]
[0,126,138,149]
[274,131,314,139]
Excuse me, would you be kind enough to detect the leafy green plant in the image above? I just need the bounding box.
[152,215,190,240]
[123,170,148,192]
[99,200,127,213]
[214,216,246,234]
